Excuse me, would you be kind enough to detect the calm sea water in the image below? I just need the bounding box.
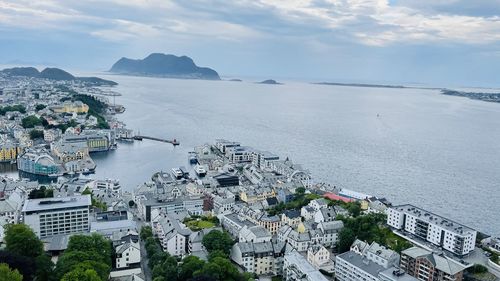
[6,74,500,236]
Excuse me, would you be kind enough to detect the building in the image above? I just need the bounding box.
[22,195,91,238]
[17,148,61,176]
[283,250,329,281]
[336,240,401,281]
[281,210,302,228]
[115,237,141,269]
[0,142,23,162]
[317,220,344,247]
[400,247,468,281]
[307,244,333,271]
[63,130,113,153]
[51,101,89,114]
[231,241,275,275]
[239,225,272,243]
[154,214,192,257]
[378,268,419,281]
[387,204,476,256]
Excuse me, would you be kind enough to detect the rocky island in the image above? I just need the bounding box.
[258,79,282,85]
[0,66,117,86]
[109,53,220,80]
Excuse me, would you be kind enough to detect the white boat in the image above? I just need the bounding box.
[172,168,183,179]
[194,164,207,177]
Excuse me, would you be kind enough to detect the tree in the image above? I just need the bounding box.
[21,115,42,128]
[0,263,23,281]
[179,256,205,281]
[295,187,306,195]
[337,227,356,253]
[128,200,135,207]
[65,234,112,266]
[207,249,227,261]
[29,129,44,140]
[29,186,54,199]
[0,250,36,279]
[202,230,234,255]
[36,104,47,111]
[36,254,55,281]
[467,264,488,274]
[140,226,153,241]
[4,224,44,258]
[61,267,102,281]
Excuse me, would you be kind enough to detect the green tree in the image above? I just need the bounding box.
[128,200,135,207]
[65,234,112,266]
[140,226,153,241]
[202,230,234,255]
[0,263,23,281]
[4,224,43,258]
[35,254,55,281]
[61,267,102,281]
[29,129,44,140]
[179,256,205,281]
[337,227,356,253]
[35,104,47,111]
[295,187,306,195]
[207,249,227,261]
[21,115,42,128]
[467,264,488,274]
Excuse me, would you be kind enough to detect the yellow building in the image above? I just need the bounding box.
[0,144,23,162]
[51,101,89,114]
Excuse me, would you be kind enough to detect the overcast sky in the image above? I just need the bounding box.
[1,0,500,86]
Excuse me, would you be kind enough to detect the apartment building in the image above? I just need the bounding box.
[400,247,468,281]
[387,204,476,256]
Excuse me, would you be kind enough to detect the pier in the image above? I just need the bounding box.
[132,135,180,146]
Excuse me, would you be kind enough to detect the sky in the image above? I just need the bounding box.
[1,0,500,87]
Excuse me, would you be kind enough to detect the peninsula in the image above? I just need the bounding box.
[109,53,220,80]
[0,66,117,86]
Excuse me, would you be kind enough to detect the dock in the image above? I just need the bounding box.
[123,135,180,146]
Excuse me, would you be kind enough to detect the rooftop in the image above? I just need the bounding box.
[392,204,475,235]
[337,251,386,277]
[22,195,91,213]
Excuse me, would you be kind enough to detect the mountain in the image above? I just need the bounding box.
[109,53,220,80]
[39,67,75,80]
[0,67,117,86]
[258,79,282,85]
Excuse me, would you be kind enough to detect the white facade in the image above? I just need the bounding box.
[307,245,330,269]
[283,251,328,281]
[22,195,91,238]
[387,205,476,256]
[116,242,141,268]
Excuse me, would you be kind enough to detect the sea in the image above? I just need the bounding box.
[4,73,500,236]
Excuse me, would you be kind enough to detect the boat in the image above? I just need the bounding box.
[171,167,183,180]
[179,166,190,179]
[194,164,207,177]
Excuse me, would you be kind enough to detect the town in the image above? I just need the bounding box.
[0,73,499,281]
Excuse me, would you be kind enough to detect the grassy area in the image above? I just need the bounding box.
[183,216,219,231]
[267,192,322,216]
[185,220,215,231]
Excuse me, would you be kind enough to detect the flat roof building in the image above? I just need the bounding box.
[22,195,91,238]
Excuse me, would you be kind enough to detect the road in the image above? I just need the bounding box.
[133,211,153,281]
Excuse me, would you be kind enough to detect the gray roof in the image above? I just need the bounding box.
[337,251,386,277]
[319,220,344,231]
[401,247,467,275]
[283,209,300,219]
[22,195,91,212]
[116,242,139,254]
[391,204,475,235]
[379,267,419,281]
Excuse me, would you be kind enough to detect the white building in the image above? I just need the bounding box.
[115,240,141,269]
[231,241,276,275]
[153,214,192,257]
[22,195,91,238]
[307,244,332,271]
[336,240,401,281]
[283,250,329,281]
[387,204,476,256]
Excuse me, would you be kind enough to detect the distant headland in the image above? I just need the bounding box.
[0,67,117,86]
[258,79,282,85]
[109,53,220,80]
